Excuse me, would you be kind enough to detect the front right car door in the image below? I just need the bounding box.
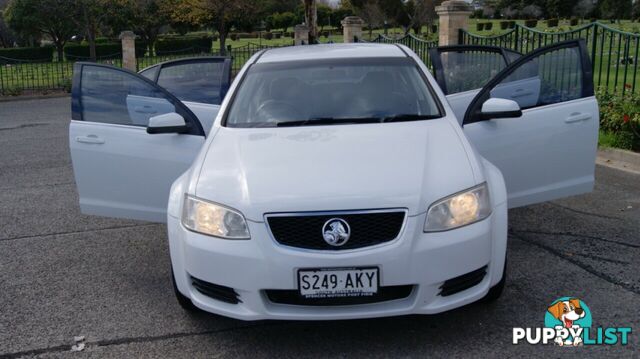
[462,40,599,208]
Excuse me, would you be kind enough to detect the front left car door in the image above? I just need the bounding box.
[70,63,206,223]
[462,40,599,208]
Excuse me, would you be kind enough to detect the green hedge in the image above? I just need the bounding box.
[0,47,54,63]
[525,19,538,27]
[155,37,212,55]
[63,42,146,60]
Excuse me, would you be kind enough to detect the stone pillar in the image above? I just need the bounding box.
[435,1,472,46]
[294,24,309,45]
[119,31,137,71]
[341,16,364,43]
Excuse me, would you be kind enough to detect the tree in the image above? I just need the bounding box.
[302,0,318,43]
[269,11,296,32]
[598,0,632,20]
[546,0,560,18]
[521,4,542,19]
[0,0,16,48]
[404,0,441,35]
[168,0,256,55]
[4,0,77,60]
[633,0,640,20]
[0,12,16,47]
[317,3,332,32]
[69,0,112,61]
[573,0,594,19]
[109,0,171,55]
[350,0,384,38]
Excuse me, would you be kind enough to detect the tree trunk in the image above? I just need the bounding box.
[87,29,97,61]
[303,0,317,44]
[55,42,64,62]
[219,29,227,56]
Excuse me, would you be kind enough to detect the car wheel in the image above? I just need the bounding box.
[172,268,200,312]
[482,261,506,303]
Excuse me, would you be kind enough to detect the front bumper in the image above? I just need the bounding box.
[168,204,507,321]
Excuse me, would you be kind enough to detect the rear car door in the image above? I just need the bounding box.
[429,45,521,121]
[70,63,207,222]
[462,40,599,208]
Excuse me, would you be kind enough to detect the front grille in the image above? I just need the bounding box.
[438,266,487,297]
[191,276,241,304]
[266,210,406,250]
[265,285,414,306]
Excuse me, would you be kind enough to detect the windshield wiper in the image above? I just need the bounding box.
[274,114,440,127]
[276,117,380,127]
[381,114,441,123]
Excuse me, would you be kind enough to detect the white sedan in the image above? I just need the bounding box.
[69,41,598,320]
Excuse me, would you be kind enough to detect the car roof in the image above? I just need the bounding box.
[256,43,407,64]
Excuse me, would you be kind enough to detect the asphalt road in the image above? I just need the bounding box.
[1,97,638,358]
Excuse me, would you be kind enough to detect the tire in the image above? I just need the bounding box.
[482,260,506,303]
[172,268,200,312]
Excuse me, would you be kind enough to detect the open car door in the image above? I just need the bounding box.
[461,39,599,208]
[70,63,207,223]
[139,57,232,133]
[429,45,521,121]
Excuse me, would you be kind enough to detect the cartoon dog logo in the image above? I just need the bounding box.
[547,298,587,346]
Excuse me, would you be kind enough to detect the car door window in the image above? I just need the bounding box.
[80,65,176,127]
[429,46,520,95]
[490,46,583,110]
[157,61,228,105]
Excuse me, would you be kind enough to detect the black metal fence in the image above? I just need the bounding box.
[460,22,640,94]
[368,33,439,69]
[0,42,286,96]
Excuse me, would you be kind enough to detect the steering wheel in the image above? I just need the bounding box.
[255,100,303,124]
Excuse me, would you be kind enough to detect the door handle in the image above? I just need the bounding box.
[565,113,592,123]
[76,135,105,144]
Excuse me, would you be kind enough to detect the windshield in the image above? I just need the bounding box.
[225,58,442,128]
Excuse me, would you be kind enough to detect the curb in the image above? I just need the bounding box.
[0,93,70,103]
[597,147,640,175]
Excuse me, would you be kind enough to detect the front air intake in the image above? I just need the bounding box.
[191,276,241,304]
[439,266,487,297]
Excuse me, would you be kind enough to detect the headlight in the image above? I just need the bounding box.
[424,183,491,232]
[182,195,250,239]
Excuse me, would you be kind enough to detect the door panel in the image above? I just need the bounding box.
[70,122,204,222]
[462,40,598,208]
[70,63,205,222]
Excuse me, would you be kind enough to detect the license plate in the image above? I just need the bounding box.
[298,267,378,298]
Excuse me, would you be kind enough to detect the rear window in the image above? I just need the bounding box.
[225,58,442,128]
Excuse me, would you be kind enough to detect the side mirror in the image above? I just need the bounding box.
[479,98,522,120]
[147,112,188,134]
